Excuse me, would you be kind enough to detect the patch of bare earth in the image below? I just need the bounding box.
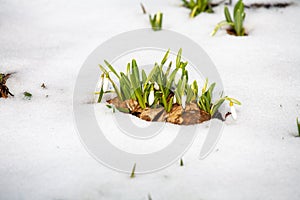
[107,97,211,125]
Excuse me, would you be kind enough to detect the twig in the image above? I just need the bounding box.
[140,3,147,14]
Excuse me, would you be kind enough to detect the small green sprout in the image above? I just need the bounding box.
[149,12,163,31]
[106,104,116,113]
[180,158,184,166]
[198,79,241,116]
[212,0,246,36]
[297,118,300,137]
[130,163,136,178]
[182,0,213,18]
[23,91,32,100]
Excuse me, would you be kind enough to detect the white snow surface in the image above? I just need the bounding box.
[1,0,300,199]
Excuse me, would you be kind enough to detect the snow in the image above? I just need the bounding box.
[1,0,300,199]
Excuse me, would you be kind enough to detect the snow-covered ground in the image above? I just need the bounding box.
[1,0,300,199]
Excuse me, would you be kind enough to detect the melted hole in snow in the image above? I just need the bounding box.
[129,114,151,128]
[94,103,184,154]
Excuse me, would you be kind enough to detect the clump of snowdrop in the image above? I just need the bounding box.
[198,78,241,117]
[182,0,214,18]
[97,48,241,121]
[212,0,247,36]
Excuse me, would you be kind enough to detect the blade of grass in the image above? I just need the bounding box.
[130,163,136,178]
[104,60,120,79]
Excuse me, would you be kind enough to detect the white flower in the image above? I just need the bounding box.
[148,90,155,106]
[230,102,237,120]
[173,95,177,104]
[102,76,109,92]
[182,95,187,109]
[153,82,159,90]
[174,68,183,84]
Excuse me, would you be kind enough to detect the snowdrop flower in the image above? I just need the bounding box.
[174,68,183,84]
[182,95,187,109]
[102,76,109,92]
[173,95,177,104]
[148,90,155,106]
[153,82,159,90]
[230,102,237,120]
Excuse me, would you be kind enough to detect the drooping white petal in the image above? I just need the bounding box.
[154,82,159,90]
[148,90,155,106]
[103,77,109,92]
[230,105,237,120]
[174,68,183,84]
[182,95,187,109]
[173,95,177,104]
[97,77,103,89]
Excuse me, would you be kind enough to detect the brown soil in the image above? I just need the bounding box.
[0,73,14,98]
[226,28,248,37]
[107,97,211,125]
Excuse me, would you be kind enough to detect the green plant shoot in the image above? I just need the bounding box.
[212,0,246,36]
[149,12,163,31]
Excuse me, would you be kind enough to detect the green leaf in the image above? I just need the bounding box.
[192,80,198,97]
[104,60,120,79]
[211,21,233,36]
[234,0,243,19]
[126,63,130,76]
[130,163,136,178]
[234,9,243,36]
[190,5,199,18]
[198,97,207,112]
[97,86,104,103]
[203,95,211,113]
[167,96,174,112]
[165,61,172,77]
[142,69,147,85]
[119,77,131,99]
[99,64,108,74]
[158,12,163,29]
[207,82,216,103]
[175,90,182,105]
[23,91,32,99]
[166,68,179,90]
[202,78,208,94]
[144,65,156,86]
[120,72,131,88]
[106,104,112,109]
[176,48,182,68]
[130,73,145,108]
[224,6,233,23]
[161,49,170,65]
[131,59,140,85]
[117,107,130,113]
[107,75,122,100]
[181,76,187,96]
[225,97,241,105]
[186,85,194,103]
[211,98,225,116]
